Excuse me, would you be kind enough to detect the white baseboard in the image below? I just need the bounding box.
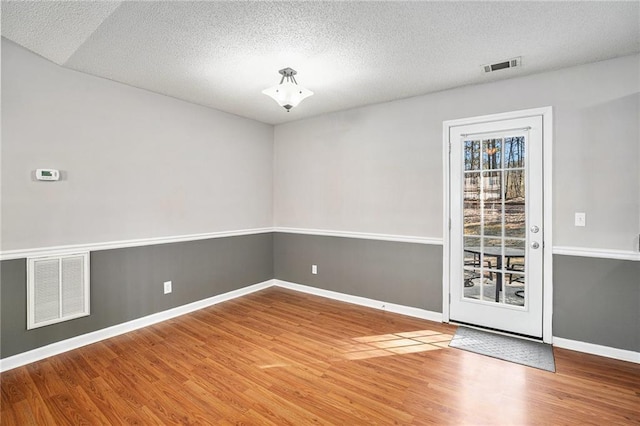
[553,337,639,364]
[0,280,274,372]
[274,279,443,323]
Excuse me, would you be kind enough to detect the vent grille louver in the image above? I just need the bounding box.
[28,253,90,329]
[33,259,60,323]
[482,57,521,73]
[61,256,86,316]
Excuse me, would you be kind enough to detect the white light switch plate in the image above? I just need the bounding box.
[163,281,172,294]
[574,212,586,227]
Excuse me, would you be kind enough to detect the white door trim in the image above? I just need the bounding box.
[442,107,553,343]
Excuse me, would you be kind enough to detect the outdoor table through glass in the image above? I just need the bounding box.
[463,246,525,302]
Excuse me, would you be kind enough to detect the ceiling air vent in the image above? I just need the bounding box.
[483,57,521,73]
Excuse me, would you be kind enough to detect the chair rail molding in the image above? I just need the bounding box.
[274,227,443,246]
[552,246,640,261]
[0,227,274,261]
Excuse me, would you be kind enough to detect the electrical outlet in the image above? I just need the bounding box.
[163,281,172,294]
[574,212,586,227]
[311,264,318,274]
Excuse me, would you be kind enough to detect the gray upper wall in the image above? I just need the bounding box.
[1,38,274,251]
[274,54,640,252]
[3,38,639,253]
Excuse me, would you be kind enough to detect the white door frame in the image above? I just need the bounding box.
[442,107,554,344]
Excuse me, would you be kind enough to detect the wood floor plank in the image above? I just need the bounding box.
[242,385,328,425]
[77,341,118,370]
[81,377,136,424]
[25,361,68,399]
[2,287,639,424]
[43,391,106,425]
[1,368,29,405]
[184,373,250,419]
[263,375,361,424]
[2,399,35,425]
[181,379,239,422]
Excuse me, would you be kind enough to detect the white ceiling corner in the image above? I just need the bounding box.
[2,1,639,125]
[1,0,122,65]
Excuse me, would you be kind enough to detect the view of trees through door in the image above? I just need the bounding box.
[462,136,526,306]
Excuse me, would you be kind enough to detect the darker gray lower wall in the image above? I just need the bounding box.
[273,233,443,312]
[274,234,639,353]
[3,233,638,360]
[0,233,273,358]
[553,255,639,352]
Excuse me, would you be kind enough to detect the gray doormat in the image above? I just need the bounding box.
[449,327,556,372]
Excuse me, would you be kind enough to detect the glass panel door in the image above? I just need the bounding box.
[448,114,544,338]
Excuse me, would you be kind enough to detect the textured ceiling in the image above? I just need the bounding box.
[2,1,639,125]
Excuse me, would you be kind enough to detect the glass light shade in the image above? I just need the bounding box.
[262,81,313,111]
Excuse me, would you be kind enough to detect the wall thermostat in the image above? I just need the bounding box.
[36,169,60,181]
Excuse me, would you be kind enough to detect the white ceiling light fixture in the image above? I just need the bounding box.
[262,67,313,112]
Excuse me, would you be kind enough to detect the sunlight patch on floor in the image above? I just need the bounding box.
[339,330,452,360]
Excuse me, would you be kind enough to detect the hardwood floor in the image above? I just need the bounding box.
[2,287,639,425]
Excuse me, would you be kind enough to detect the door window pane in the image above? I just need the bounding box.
[483,138,502,170]
[482,171,501,203]
[505,273,525,307]
[504,136,525,169]
[464,140,481,171]
[483,171,503,237]
[464,173,481,236]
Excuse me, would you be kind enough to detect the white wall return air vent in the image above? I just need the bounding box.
[483,57,521,73]
[27,252,90,329]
